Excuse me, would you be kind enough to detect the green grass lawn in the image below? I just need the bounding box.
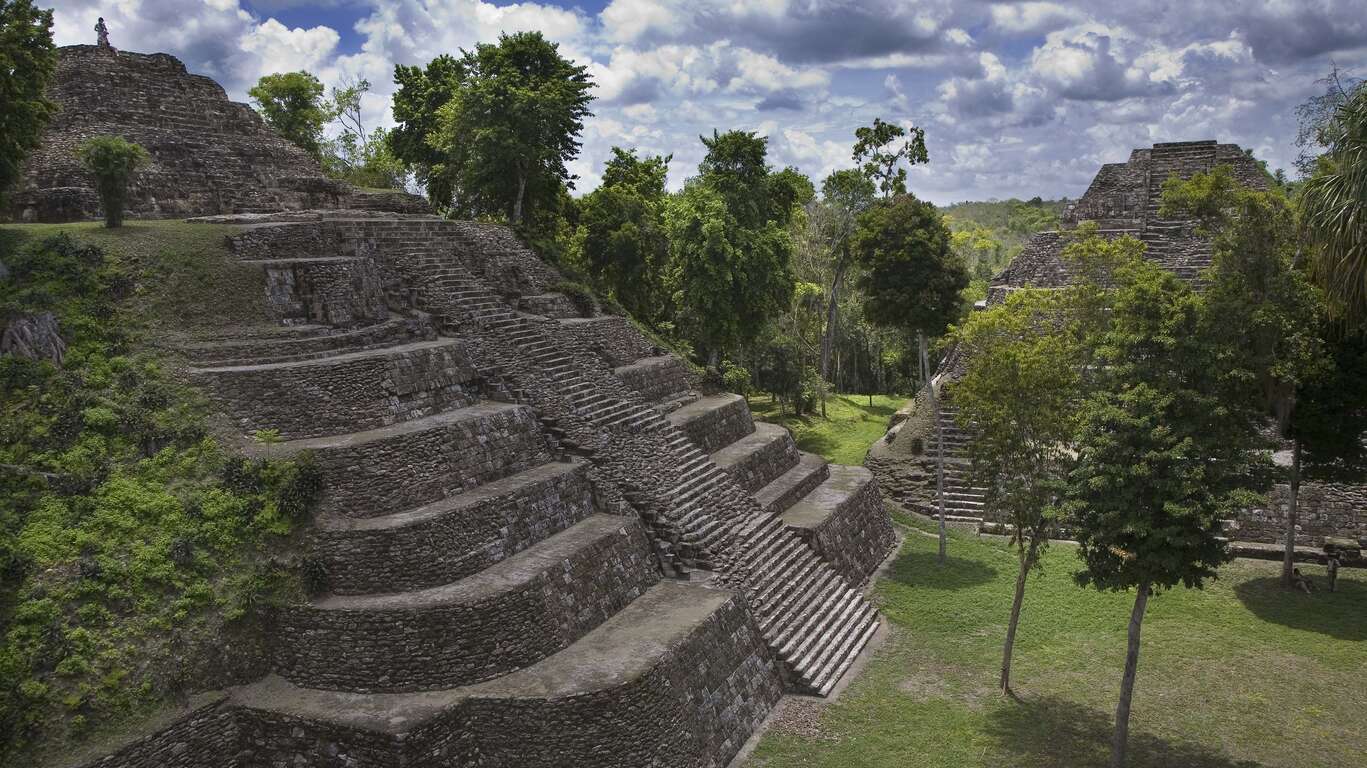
[747,516,1366,768]
[749,393,904,465]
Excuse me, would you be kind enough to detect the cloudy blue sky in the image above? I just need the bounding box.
[49,0,1367,204]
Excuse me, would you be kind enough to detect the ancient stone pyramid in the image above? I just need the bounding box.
[3,45,427,223]
[44,49,900,768]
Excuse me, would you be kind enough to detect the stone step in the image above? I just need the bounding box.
[312,459,596,594]
[666,393,756,454]
[251,402,552,519]
[231,581,782,768]
[273,514,657,693]
[780,464,896,588]
[175,318,419,366]
[710,421,801,494]
[189,338,478,440]
[754,452,830,516]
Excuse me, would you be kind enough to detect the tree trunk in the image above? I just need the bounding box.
[512,171,528,225]
[1282,439,1302,587]
[820,257,848,419]
[1001,536,1040,694]
[1111,583,1150,768]
[920,329,948,565]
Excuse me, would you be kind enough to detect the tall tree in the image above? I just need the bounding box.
[1300,84,1367,324]
[432,31,593,224]
[390,54,464,206]
[951,288,1080,694]
[577,148,672,322]
[249,71,329,159]
[76,137,148,228]
[664,132,803,365]
[1162,166,1327,587]
[852,117,928,199]
[0,0,56,205]
[1066,238,1270,768]
[852,193,968,562]
[814,169,876,415]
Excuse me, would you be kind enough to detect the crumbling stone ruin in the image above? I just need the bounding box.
[2,46,428,223]
[868,140,1367,552]
[68,210,895,768]
[49,47,898,768]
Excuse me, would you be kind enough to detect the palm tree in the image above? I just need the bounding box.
[1300,86,1367,325]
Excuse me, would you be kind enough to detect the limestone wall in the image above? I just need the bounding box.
[272,518,657,693]
[191,340,480,440]
[1234,483,1367,546]
[556,316,659,367]
[675,395,755,454]
[260,258,389,327]
[313,461,599,594]
[615,355,696,402]
[71,696,237,768]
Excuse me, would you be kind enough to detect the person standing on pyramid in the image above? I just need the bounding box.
[95,17,110,48]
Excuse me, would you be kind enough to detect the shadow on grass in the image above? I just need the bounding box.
[985,694,1263,768]
[885,547,998,591]
[793,430,841,458]
[1232,576,1367,641]
[832,394,899,419]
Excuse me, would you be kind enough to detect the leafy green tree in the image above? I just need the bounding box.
[664,132,806,366]
[665,181,793,365]
[432,31,593,224]
[1294,66,1363,177]
[951,288,1081,694]
[852,117,928,199]
[248,71,329,159]
[390,54,463,205]
[853,193,967,561]
[75,137,148,228]
[320,77,405,190]
[577,148,671,322]
[1162,166,1328,586]
[0,0,56,206]
[1066,239,1270,768]
[1300,84,1367,324]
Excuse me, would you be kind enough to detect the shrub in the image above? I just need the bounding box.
[75,136,149,228]
[721,361,752,402]
[551,280,597,317]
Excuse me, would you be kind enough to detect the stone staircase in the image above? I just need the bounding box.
[355,233,894,696]
[1140,141,1220,281]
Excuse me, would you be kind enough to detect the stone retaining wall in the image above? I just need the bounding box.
[519,292,583,319]
[722,429,800,494]
[676,395,756,455]
[193,341,480,440]
[71,696,237,768]
[556,316,659,367]
[272,518,657,692]
[313,461,599,594]
[459,591,783,768]
[615,356,695,403]
[261,258,388,327]
[1234,482,1367,546]
[797,471,898,587]
[279,404,553,520]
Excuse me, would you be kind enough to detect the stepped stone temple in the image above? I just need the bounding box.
[869,140,1367,553]
[39,48,898,767]
[2,45,429,223]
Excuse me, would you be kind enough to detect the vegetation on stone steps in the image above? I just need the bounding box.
[0,233,319,765]
[746,518,1367,768]
[249,71,330,161]
[0,0,57,208]
[76,136,150,229]
[550,280,598,318]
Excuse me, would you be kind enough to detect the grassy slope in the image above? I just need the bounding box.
[0,220,268,335]
[747,517,1366,768]
[748,393,902,466]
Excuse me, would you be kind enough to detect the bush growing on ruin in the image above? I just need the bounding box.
[75,136,149,228]
[0,0,57,205]
[550,280,597,317]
